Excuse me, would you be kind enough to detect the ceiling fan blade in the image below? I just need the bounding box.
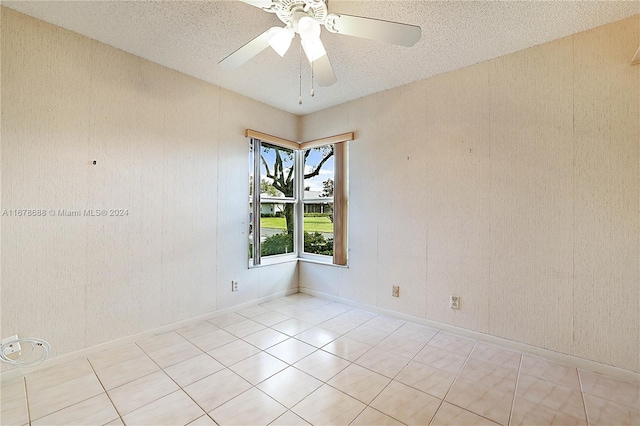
[238,0,275,11]
[219,27,279,69]
[325,13,421,47]
[313,52,337,87]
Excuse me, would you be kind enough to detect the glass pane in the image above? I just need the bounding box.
[303,145,334,201]
[261,203,294,256]
[260,143,295,257]
[303,145,334,257]
[303,202,334,256]
[260,143,295,198]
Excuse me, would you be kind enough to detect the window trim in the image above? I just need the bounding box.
[333,141,348,265]
[251,137,261,266]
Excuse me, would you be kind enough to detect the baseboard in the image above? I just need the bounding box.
[300,287,640,382]
[0,287,299,383]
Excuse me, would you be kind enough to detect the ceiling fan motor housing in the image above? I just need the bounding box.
[273,0,328,29]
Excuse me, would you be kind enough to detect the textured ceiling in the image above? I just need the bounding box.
[4,1,639,115]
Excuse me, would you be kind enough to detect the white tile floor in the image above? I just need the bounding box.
[1,293,639,425]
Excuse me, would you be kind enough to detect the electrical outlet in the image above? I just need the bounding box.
[1,335,21,356]
[231,281,239,292]
[392,286,400,297]
[450,295,460,310]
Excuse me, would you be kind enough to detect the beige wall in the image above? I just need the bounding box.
[0,8,298,363]
[299,15,640,372]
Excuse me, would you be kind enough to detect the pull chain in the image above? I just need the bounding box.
[311,60,315,97]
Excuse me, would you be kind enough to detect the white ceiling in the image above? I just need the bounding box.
[4,1,639,115]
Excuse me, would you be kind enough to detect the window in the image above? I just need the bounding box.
[249,140,298,266]
[301,145,335,258]
[248,131,350,267]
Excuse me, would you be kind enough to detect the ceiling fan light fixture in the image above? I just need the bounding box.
[268,27,294,57]
[297,16,321,41]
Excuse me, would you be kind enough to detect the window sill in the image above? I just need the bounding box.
[249,256,349,269]
[297,257,349,268]
[249,254,298,268]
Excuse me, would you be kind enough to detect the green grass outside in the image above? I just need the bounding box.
[261,216,334,233]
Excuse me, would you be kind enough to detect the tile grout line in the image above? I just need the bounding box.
[336,328,441,425]
[23,359,108,424]
[310,318,473,424]
[432,337,478,425]
[132,340,220,423]
[181,304,347,424]
[577,368,593,426]
[375,329,439,425]
[23,376,32,426]
[512,359,618,424]
[437,339,479,423]
[289,347,368,426]
[265,304,396,425]
[436,339,511,425]
[87,357,126,425]
[258,305,350,425]
[506,350,525,426]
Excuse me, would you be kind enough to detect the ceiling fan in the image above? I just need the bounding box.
[219,0,422,87]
